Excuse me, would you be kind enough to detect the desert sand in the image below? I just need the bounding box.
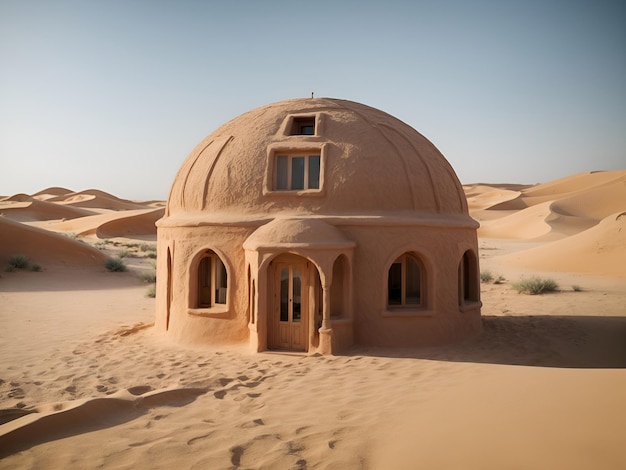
[1,173,625,469]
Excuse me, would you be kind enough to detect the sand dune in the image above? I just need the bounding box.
[31,187,74,201]
[1,172,625,468]
[0,187,162,267]
[0,197,97,223]
[30,207,164,238]
[463,185,522,210]
[474,170,626,213]
[0,217,107,267]
[498,211,626,277]
[49,189,153,211]
[96,207,164,238]
[471,170,626,248]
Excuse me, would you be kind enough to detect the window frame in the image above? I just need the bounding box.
[264,143,327,197]
[384,252,431,316]
[458,249,480,311]
[189,249,229,316]
[291,117,316,135]
[275,153,321,191]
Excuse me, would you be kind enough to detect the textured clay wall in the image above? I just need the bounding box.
[156,225,253,346]
[338,223,481,347]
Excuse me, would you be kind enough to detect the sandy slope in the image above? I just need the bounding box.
[0,217,107,267]
[1,174,625,469]
[469,170,626,260]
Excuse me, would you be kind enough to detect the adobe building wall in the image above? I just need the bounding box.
[336,221,480,348]
[156,224,253,346]
[156,98,482,353]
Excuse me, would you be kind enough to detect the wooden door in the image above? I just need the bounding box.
[270,261,308,351]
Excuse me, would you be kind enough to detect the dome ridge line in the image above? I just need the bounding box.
[167,138,215,215]
[340,105,418,210]
[181,139,214,211]
[379,122,441,212]
[201,136,234,211]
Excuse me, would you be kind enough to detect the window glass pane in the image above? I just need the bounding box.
[300,125,314,135]
[292,268,302,322]
[280,267,289,322]
[198,257,212,307]
[388,262,402,305]
[405,256,421,305]
[308,155,320,189]
[215,257,227,304]
[463,252,471,301]
[291,156,305,190]
[276,155,288,190]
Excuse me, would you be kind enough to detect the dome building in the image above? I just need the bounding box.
[155,98,481,353]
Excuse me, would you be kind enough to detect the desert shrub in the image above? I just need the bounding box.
[118,249,129,259]
[493,275,506,284]
[145,252,157,259]
[105,257,127,272]
[4,265,15,272]
[139,271,156,283]
[572,285,583,292]
[140,243,156,252]
[30,264,42,272]
[8,254,29,269]
[480,271,494,283]
[512,276,559,295]
[146,284,156,298]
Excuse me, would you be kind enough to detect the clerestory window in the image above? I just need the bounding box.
[275,154,320,191]
[291,116,316,135]
[197,251,228,308]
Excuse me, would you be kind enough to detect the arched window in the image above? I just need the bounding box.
[196,251,228,308]
[459,250,479,305]
[330,255,349,318]
[387,253,425,308]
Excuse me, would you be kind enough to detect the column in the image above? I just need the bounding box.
[318,283,333,354]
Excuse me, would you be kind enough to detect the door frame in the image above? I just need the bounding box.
[268,254,314,352]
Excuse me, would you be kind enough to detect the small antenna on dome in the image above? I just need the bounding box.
[311,91,314,98]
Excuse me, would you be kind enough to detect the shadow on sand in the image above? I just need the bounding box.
[0,388,206,459]
[349,315,626,369]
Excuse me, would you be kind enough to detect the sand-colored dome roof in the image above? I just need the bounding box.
[243,218,356,251]
[165,98,468,218]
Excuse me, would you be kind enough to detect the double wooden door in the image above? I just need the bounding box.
[269,260,309,351]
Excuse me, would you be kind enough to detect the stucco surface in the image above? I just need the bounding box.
[157,98,481,352]
[166,98,468,218]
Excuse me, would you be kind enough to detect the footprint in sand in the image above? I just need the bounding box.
[8,388,25,399]
[128,385,153,396]
[230,445,246,466]
[213,390,227,399]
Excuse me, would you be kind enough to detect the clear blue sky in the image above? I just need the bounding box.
[1,0,624,200]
